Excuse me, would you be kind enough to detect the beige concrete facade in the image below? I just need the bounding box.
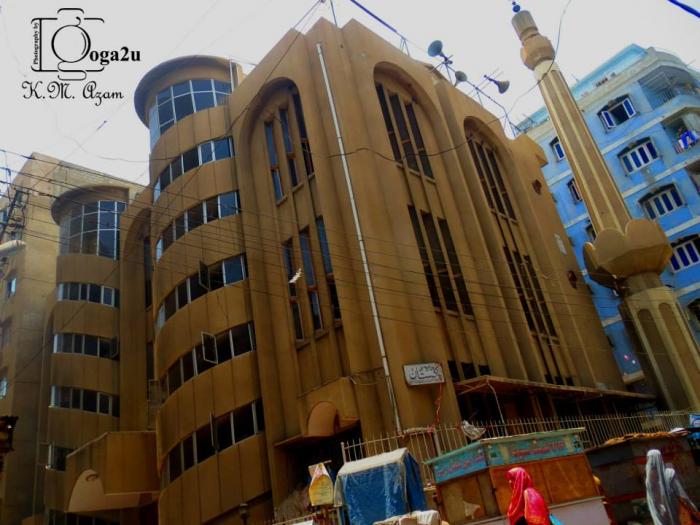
[0,155,142,525]
[1,18,648,525]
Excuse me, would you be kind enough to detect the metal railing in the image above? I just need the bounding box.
[341,410,693,485]
[260,510,342,525]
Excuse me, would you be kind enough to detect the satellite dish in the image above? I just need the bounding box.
[495,79,511,94]
[454,71,468,84]
[428,40,444,58]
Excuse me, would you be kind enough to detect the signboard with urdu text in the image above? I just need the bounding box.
[403,363,445,386]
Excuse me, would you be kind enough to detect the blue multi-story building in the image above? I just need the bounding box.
[520,45,700,385]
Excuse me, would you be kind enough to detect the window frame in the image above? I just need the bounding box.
[599,96,637,130]
[619,139,659,174]
[550,137,566,161]
[641,185,683,219]
[670,236,700,271]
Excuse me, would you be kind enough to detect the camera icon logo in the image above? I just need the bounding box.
[31,8,105,81]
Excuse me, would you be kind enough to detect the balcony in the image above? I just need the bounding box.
[64,431,158,513]
[640,66,699,110]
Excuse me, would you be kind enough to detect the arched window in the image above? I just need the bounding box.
[375,81,434,178]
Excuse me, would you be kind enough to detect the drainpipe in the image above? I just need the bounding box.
[316,42,402,434]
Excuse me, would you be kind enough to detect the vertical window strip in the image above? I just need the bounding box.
[438,219,473,315]
[264,122,284,201]
[300,229,322,330]
[376,85,402,162]
[316,217,341,320]
[405,103,433,178]
[421,213,458,311]
[292,93,314,176]
[486,149,516,219]
[388,94,419,172]
[408,207,440,307]
[468,140,494,209]
[279,108,299,187]
[474,141,504,214]
[283,239,304,340]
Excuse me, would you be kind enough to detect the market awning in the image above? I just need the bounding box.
[454,375,655,401]
[64,431,159,513]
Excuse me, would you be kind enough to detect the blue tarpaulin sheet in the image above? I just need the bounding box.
[334,448,427,525]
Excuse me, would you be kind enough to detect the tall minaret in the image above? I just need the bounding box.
[512,9,700,409]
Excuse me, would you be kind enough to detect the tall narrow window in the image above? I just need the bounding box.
[264,122,284,201]
[567,179,582,203]
[376,84,402,162]
[283,239,304,340]
[316,218,341,320]
[300,229,322,330]
[468,139,516,220]
[292,93,314,176]
[550,137,565,161]
[438,219,473,315]
[389,94,419,172]
[408,207,440,307]
[279,108,299,187]
[422,213,457,311]
[405,104,433,177]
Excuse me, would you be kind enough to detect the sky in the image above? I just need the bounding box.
[0,0,698,188]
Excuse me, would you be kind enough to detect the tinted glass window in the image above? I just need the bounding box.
[82,390,97,412]
[196,425,214,463]
[231,324,253,356]
[182,148,199,172]
[216,414,233,451]
[233,405,255,442]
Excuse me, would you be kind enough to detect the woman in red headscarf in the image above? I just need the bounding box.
[506,467,552,525]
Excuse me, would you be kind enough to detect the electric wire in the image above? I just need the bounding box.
[0,166,668,316]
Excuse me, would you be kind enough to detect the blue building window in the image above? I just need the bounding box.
[670,236,700,271]
[550,137,566,161]
[567,179,582,203]
[599,95,637,130]
[619,139,658,174]
[640,185,683,219]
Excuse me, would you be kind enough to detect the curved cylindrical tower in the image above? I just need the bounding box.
[134,56,273,524]
[43,185,131,522]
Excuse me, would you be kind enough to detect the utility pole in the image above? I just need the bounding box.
[511,8,700,409]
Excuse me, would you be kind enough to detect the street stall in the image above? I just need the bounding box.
[587,432,700,524]
[333,448,428,525]
[425,428,608,525]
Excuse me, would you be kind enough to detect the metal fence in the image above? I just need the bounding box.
[341,410,693,485]
[260,510,342,525]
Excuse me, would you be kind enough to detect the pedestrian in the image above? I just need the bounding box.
[645,449,697,525]
[506,467,553,525]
